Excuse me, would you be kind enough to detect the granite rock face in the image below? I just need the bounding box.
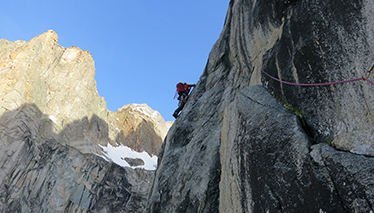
[0,104,155,212]
[0,31,169,212]
[147,0,374,212]
[261,1,374,148]
[0,30,167,155]
[114,103,170,156]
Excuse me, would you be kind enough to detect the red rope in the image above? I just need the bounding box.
[255,61,374,86]
[178,57,374,100]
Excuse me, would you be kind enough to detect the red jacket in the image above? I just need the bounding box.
[176,83,195,95]
[184,83,195,94]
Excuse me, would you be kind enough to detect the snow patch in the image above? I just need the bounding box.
[99,143,157,170]
[132,104,161,121]
[49,115,57,123]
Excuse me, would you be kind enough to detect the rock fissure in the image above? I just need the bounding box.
[239,90,282,111]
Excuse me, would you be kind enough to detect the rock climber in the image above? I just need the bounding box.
[172,82,195,119]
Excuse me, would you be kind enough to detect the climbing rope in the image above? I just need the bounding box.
[175,55,374,102]
[257,62,374,86]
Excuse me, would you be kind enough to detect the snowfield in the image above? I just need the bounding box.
[99,143,158,170]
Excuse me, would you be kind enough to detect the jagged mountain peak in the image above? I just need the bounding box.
[0,30,170,155]
[113,103,169,157]
[117,103,173,139]
[0,30,170,212]
[118,103,163,123]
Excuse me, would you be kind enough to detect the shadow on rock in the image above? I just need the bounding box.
[0,104,153,212]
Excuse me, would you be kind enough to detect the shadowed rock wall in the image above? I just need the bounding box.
[147,0,374,212]
[261,0,374,146]
[0,104,154,212]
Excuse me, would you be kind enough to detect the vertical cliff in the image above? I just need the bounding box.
[147,0,374,212]
[0,30,169,212]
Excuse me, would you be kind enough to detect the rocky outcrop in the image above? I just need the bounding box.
[147,0,374,212]
[0,104,156,212]
[114,103,170,156]
[0,30,168,155]
[0,30,169,212]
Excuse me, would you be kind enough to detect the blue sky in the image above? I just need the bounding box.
[0,1,229,121]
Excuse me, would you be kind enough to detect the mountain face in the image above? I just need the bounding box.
[114,103,172,156]
[0,30,169,212]
[3,1,374,212]
[147,1,374,212]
